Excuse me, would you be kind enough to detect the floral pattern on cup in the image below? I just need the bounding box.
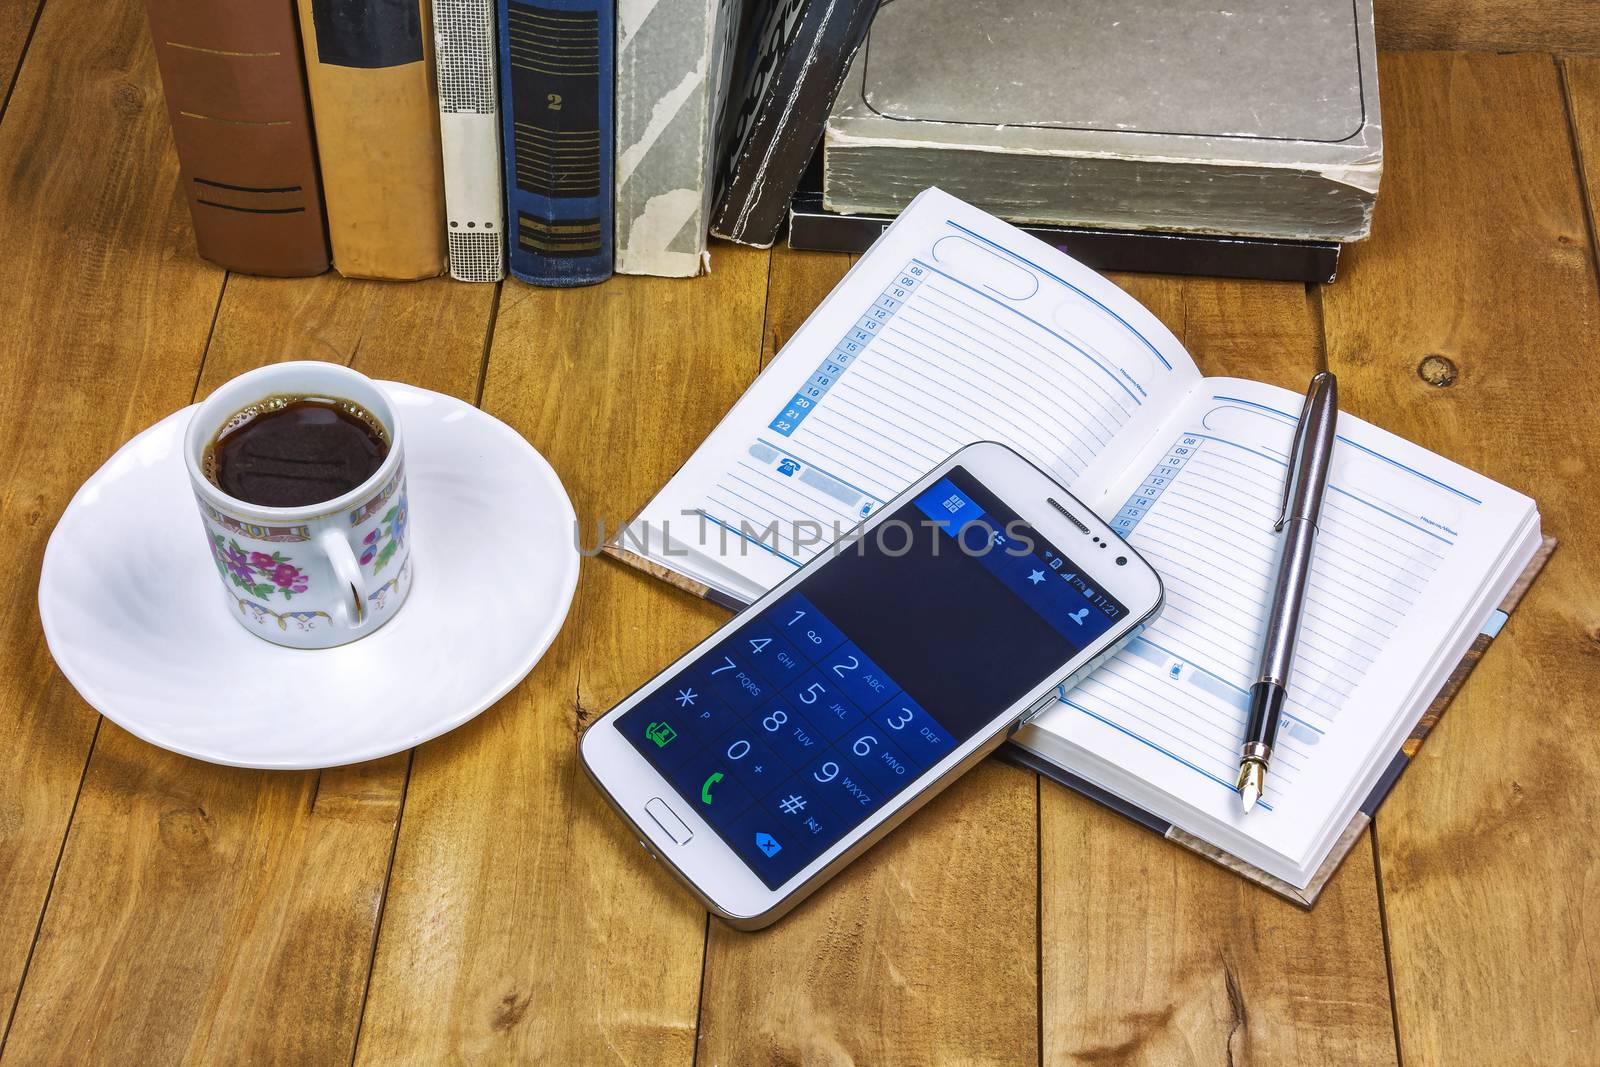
[359,489,409,575]
[366,555,413,612]
[230,594,332,632]
[210,533,311,602]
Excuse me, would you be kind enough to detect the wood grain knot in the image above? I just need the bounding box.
[492,990,531,1031]
[1417,354,1458,388]
[157,804,212,849]
[112,83,146,114]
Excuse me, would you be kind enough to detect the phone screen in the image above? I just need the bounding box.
[614,467,1128,888]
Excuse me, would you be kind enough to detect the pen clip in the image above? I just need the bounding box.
[1275,374,1326,531]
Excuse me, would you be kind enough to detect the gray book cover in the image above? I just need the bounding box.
[615,0,748,276]
[824,0,1382,242]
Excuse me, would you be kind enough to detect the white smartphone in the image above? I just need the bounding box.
[580,442,1164,928]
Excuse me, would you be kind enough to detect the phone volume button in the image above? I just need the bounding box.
[1015,692,1058,734]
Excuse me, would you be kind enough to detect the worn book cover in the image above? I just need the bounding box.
[825,0,1382,243]
[144,0,329,276]
[615,0,750,277]
[499,0,615,285]
[708,0,878,248]
[296,0,448,280]
[786,153,1341,283]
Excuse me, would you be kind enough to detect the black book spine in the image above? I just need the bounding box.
[709,0,877,249]
[787,190,1342,284]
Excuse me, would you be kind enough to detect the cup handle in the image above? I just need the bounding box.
[318,528,367,631]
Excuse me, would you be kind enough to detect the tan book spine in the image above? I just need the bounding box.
[295,0,448,280]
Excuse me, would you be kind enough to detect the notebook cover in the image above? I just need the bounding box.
[708,0,878,248]
[603,531,1556,907]
[296,0,448,280]
[144,0,330,276]
[787,167,1341,284]
[499,0,614,286]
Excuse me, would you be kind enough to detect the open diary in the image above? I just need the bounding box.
[610,189,1550,903]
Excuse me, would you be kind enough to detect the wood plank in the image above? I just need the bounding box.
[1040,276,1398,1066]
[5,740,409,1065]
[201,273,494,399]
[700,764,1039,1064]
[757,247,850,369]
[2,275,496,1063]
[1321,51,1600,1064]
[1375,0,1600,57]
[695,244,1041,1066]
[0,0,42,112]
[0,0,224,1046]
[1565,57,1600,237]
[356,251,771,1064]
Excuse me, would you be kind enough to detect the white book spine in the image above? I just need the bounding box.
[433,0,507,282]
[615,0,746,277]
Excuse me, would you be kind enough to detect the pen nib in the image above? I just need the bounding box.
[1236,761,1264,814]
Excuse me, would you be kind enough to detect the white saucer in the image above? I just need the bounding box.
[38,382,580,769]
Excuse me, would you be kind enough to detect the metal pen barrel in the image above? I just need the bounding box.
[1238,371,1338,809]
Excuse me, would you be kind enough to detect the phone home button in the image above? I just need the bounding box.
[645,797,693,845]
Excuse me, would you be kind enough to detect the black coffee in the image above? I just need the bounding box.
[205,396,388,507]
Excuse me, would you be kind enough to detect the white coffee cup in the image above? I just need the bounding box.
[183,362,414,649]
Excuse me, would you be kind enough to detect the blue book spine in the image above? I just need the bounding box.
[497,0,614,286]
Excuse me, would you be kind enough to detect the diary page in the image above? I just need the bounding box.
[632,187,1201,599]
[1031,377,1536,866]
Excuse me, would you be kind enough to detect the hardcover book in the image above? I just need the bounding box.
[499,0,614,286]
[144,0,329,276]
[615,0,751,277]
[603,189,1549,904]
[824,0,1382,244]
[708,0,878,249]
[296,0,449,280]
[434,0,508,281]
[787,156,1341,284]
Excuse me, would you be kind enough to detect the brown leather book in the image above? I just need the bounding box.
[144,0,331,277]
[295,0,449,280]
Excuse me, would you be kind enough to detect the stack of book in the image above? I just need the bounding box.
[144,0,1381,287]
[801,0,1383,283]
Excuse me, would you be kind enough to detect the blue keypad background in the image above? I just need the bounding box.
[617,590,959,887]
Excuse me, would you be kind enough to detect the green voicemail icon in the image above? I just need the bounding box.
[645,721,677,748]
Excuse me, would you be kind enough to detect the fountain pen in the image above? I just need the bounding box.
[1237,372,1339,813]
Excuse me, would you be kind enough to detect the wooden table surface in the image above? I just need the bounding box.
[3,0,1599,1062]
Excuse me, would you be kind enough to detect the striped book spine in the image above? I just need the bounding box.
[143,0,329,276]
[498,0,614,285]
